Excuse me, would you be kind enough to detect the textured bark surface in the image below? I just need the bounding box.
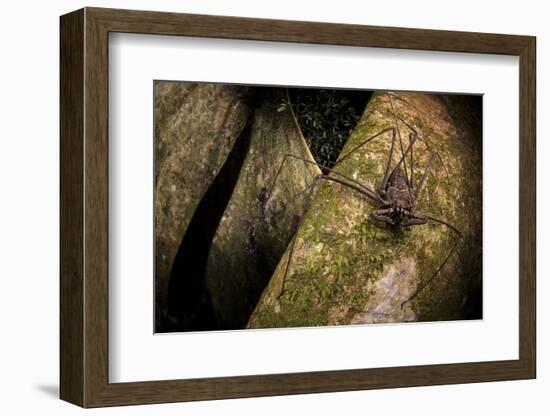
[155,85,322,331]
[154,82,251,331]
[248,91,482,329]
[204,90,321,329]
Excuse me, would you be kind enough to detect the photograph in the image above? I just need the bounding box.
[54,4,537,410]
[154,82,483,333]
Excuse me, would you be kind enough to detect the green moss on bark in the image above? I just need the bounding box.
[154,82,251,332]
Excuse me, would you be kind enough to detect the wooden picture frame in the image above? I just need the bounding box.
[60,7,536,408]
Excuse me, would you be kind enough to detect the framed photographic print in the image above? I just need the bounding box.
[60,7,536,408]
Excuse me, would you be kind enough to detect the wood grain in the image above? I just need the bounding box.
[59,8,84,406]
[519,38,536,375]
[60,7,537,408]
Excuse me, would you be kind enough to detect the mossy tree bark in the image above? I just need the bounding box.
[203,89,321,329]
[154,82,251,331]
[248,91,482,329]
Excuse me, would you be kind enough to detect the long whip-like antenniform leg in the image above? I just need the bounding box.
[388,95,412,191]
[276,173,384,299]
[415,151,435,200]
[276,174,323,299]
[387,131,418,186]
[386,93,451,186]
[410,132,415,191]
[380,128,397,192]
[391,109,451,182]
[267,154,385,206]
[334,127,396,168]
[400,213,462,308]
[331,126,401,195]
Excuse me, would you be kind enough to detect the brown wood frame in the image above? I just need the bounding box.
[60,7,536,408]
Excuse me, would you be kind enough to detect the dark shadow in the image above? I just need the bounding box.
[462,278,483,320]
[167,112,254,331]
[35,384,59,399]
[440,93,483,321]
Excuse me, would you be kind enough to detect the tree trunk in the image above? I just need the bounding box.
[248,91,482,329]
[154,82,251,331]
[203,89,321,329]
